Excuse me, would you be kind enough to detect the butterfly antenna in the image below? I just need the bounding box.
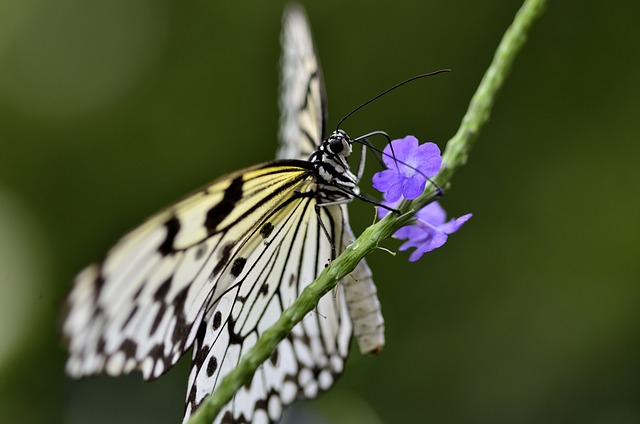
[335,69,451,130]
[353,132,389,168]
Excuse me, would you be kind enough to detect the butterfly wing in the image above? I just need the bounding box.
[278,4,327,161]
[184,201,353,423]
[63,162,316,380]
[278,5,385,358]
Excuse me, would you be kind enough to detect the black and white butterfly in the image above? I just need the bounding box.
[63,5,385,424]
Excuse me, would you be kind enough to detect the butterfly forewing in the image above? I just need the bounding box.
[278,5,327,161]
[63,163,314,380]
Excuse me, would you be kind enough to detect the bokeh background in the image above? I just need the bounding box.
[1,0,638,423]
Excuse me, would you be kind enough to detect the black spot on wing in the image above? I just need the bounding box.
[269,348,279,366]
[149,304,167,336]
[255,398,268,412]
[93,274,105,301]
[298,332,311,346]
[260,222,274,238]
[120,339,137,358]
[172,285,188,310]
[204,176,244,234]
[170,286,190,345]
[206,356,217,377]
[96,337,106,354]
[212,311,222,330]
[154,277,172,301]
[158,216,181,256]
[149,344,164,358]
[221,411,233,423]
[213,242,234,276]
[147,277,173,336]
[231,257,246,277]
[195,244,207,260]
[218,242,234,260]
[192,342,210,368]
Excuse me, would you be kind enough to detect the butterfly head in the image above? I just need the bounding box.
[309,129,359,196]
[326,129,352,157]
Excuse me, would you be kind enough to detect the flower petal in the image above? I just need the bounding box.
[382,135,419,168]
[401,175,427,200]
[423,231,448,252]
[383,182,403,203]
[372,169,399,192]
[393,225,421,240]
[439,213,473,234]
[415,142,442,177]
[415,201,447,226]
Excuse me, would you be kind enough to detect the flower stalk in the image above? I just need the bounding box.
[187,0,547,422]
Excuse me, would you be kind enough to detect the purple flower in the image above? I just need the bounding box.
[392,202,472,262]
[372,135,442,202]
[373,135,471,262]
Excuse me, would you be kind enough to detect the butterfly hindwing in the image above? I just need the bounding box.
[184,202,353,423]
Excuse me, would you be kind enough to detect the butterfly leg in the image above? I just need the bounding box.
[314,204,337,260]
[316,198,352,208]
[356,140,367,181]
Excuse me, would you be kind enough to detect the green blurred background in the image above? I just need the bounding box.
[1,0,638,423]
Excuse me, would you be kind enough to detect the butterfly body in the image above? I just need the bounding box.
[64,6,384,424]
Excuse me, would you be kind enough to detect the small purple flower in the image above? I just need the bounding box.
[392,202,472,262]
[372,135,442,202]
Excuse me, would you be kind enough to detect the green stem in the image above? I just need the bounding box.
[188,0,547,422]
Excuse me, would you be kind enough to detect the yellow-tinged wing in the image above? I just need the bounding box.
[278,4,327,161]
[64,162,315,379]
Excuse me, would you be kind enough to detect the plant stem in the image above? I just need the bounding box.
[188,0,547,422]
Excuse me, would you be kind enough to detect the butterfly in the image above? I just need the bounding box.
[63,5,385,424]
